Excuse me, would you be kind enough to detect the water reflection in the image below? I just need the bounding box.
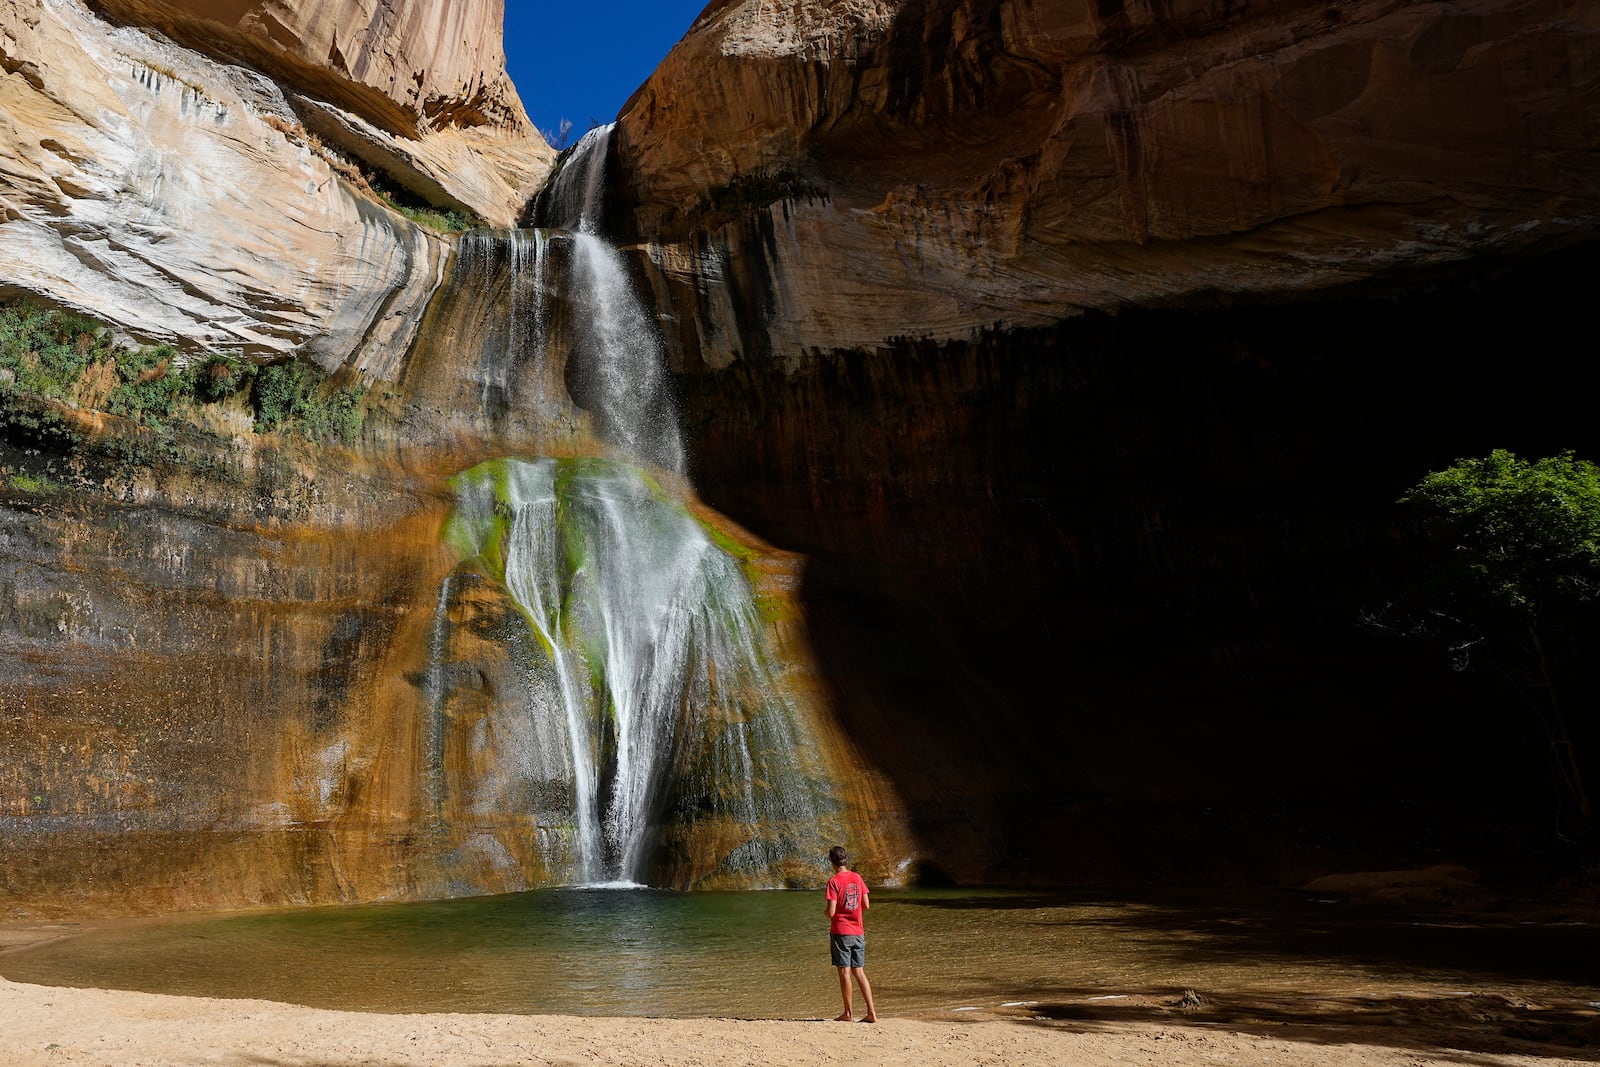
[2,889,1594,1020]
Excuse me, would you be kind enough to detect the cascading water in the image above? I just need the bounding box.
[431,124,835,887]
[446,458,832,885]
[565,231,684,474]
[537,124,613,236]
[546,125,683,474]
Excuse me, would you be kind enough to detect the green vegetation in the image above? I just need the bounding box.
[2,470,58,493]
[1,303,108,397]
[377,195,481,233]
[0,301,368,447]
[1390,449,1600,852]
[251,359,366,441]
[104,340,184,426]
[367,175,483,233]
[191,353,247,403]
[1399,450,1600,616]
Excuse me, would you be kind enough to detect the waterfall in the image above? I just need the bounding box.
[509,228,548,375]
[447,458,829,886]
[543,124,683,475]
[419,573,456,825]
[566,231,684,475]
[433,121,832,886]
[455,195,682,474]
[537,124,614,235]
[452,228,552,423]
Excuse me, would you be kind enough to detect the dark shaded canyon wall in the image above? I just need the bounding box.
[670,247,1600,886]
[603,0,1600,884]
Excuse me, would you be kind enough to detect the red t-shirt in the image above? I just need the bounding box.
[825,869,868,936]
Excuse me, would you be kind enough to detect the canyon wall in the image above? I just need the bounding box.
[0,2,907,915]
[4,0,1600,915]
[600,0,1600,882]
[0,229,908,916]
[0,0,552,366]
[85,0,551,224]
[610,0,1597,362]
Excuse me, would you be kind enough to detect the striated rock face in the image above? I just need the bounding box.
[88,0,553,225]
[1,0,442,363]
[612,0,1599,363]
[0,0,915,917]
[0,433,903,912]
[0,0,550,366]
[92,0,530,133]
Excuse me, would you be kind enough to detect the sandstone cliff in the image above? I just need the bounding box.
[0,0,551,365]
[0,0,905,917]
[0,229,910,914]
[611,0,1598,364]
[596,0,1600,881]
[4,0,1599,917]
[89,0,551,225]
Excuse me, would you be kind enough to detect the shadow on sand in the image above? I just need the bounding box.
[1015,987,1600,1063]
[894,887,1600,1060]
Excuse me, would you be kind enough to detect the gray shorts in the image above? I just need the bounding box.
[830,934,865,968]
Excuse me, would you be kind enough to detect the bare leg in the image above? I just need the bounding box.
[851,967,877,1022]
[834,967,853,1021]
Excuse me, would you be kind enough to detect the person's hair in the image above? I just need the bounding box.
[828,845,847,867]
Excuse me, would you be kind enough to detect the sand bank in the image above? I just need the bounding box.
[2,976,1594,1067]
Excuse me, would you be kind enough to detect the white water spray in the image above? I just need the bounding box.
[566,231,684,474]
[449,458,828,884]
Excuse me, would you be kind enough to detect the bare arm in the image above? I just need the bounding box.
[825,899,837,918]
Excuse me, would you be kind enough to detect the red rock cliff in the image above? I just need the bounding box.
[612,0,1598,361]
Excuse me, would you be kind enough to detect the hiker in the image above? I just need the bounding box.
[823,845,877,1023]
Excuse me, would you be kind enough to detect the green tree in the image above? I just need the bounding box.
[1392,449,1600,850]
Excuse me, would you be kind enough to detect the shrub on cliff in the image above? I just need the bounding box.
[1385,449,1600,856]
[250,359,366,442]
[0,303,108,399]
[1,302,365,446]
[193,353,253,403]
[106,341,186,425]
[1,303,198,428]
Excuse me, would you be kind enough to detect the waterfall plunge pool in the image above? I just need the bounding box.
[2,888,1594,1021]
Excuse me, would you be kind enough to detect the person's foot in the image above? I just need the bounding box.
[833,1013,853,1022]
[860,1015,877,1023]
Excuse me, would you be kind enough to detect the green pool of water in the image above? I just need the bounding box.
[3,888,1594,1019]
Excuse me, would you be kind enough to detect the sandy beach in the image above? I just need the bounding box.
[3,974,1596,1067]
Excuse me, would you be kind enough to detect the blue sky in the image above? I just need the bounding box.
[504,2,711,149]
